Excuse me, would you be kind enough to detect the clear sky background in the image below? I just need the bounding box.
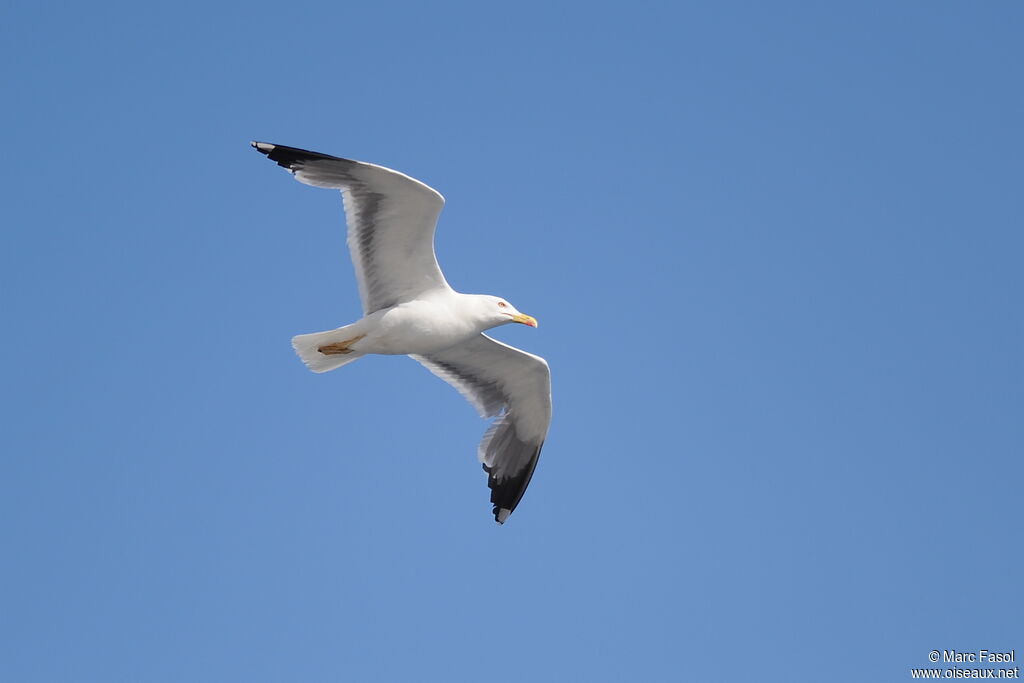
[2,2,1021,681]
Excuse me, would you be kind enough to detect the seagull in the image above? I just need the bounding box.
[252,142,552,524]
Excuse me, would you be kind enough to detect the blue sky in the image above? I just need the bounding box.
[2,2,1021,681]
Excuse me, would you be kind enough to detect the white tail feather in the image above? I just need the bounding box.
[291,326,366,373]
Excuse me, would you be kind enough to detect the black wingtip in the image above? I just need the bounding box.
[250,141,347,172]
[484,443,544,525]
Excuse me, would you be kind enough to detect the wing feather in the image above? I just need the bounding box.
[252,142,451,313]
[412,335,552,523]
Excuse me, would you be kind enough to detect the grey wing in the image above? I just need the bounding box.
[253,142,452,314]
[412,334,552,524]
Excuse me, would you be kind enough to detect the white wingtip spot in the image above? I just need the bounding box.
[253,141,275,153]
[496,508,511,524]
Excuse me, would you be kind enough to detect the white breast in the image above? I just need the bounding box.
[356,298,484,355]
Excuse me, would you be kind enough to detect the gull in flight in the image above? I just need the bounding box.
[252,142,552,524]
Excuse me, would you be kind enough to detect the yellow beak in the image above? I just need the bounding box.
[511,313,538,328]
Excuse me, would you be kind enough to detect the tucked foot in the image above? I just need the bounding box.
[318,334,366,355]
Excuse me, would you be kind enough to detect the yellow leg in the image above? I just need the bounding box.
[318,334,366,355]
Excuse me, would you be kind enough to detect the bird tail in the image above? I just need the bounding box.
[291,325,367,373]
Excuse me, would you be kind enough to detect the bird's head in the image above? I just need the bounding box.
[473,295,538,329]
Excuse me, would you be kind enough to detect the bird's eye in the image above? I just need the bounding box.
[497,302,508,308]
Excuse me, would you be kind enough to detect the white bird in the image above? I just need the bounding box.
[252,142,552,524]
